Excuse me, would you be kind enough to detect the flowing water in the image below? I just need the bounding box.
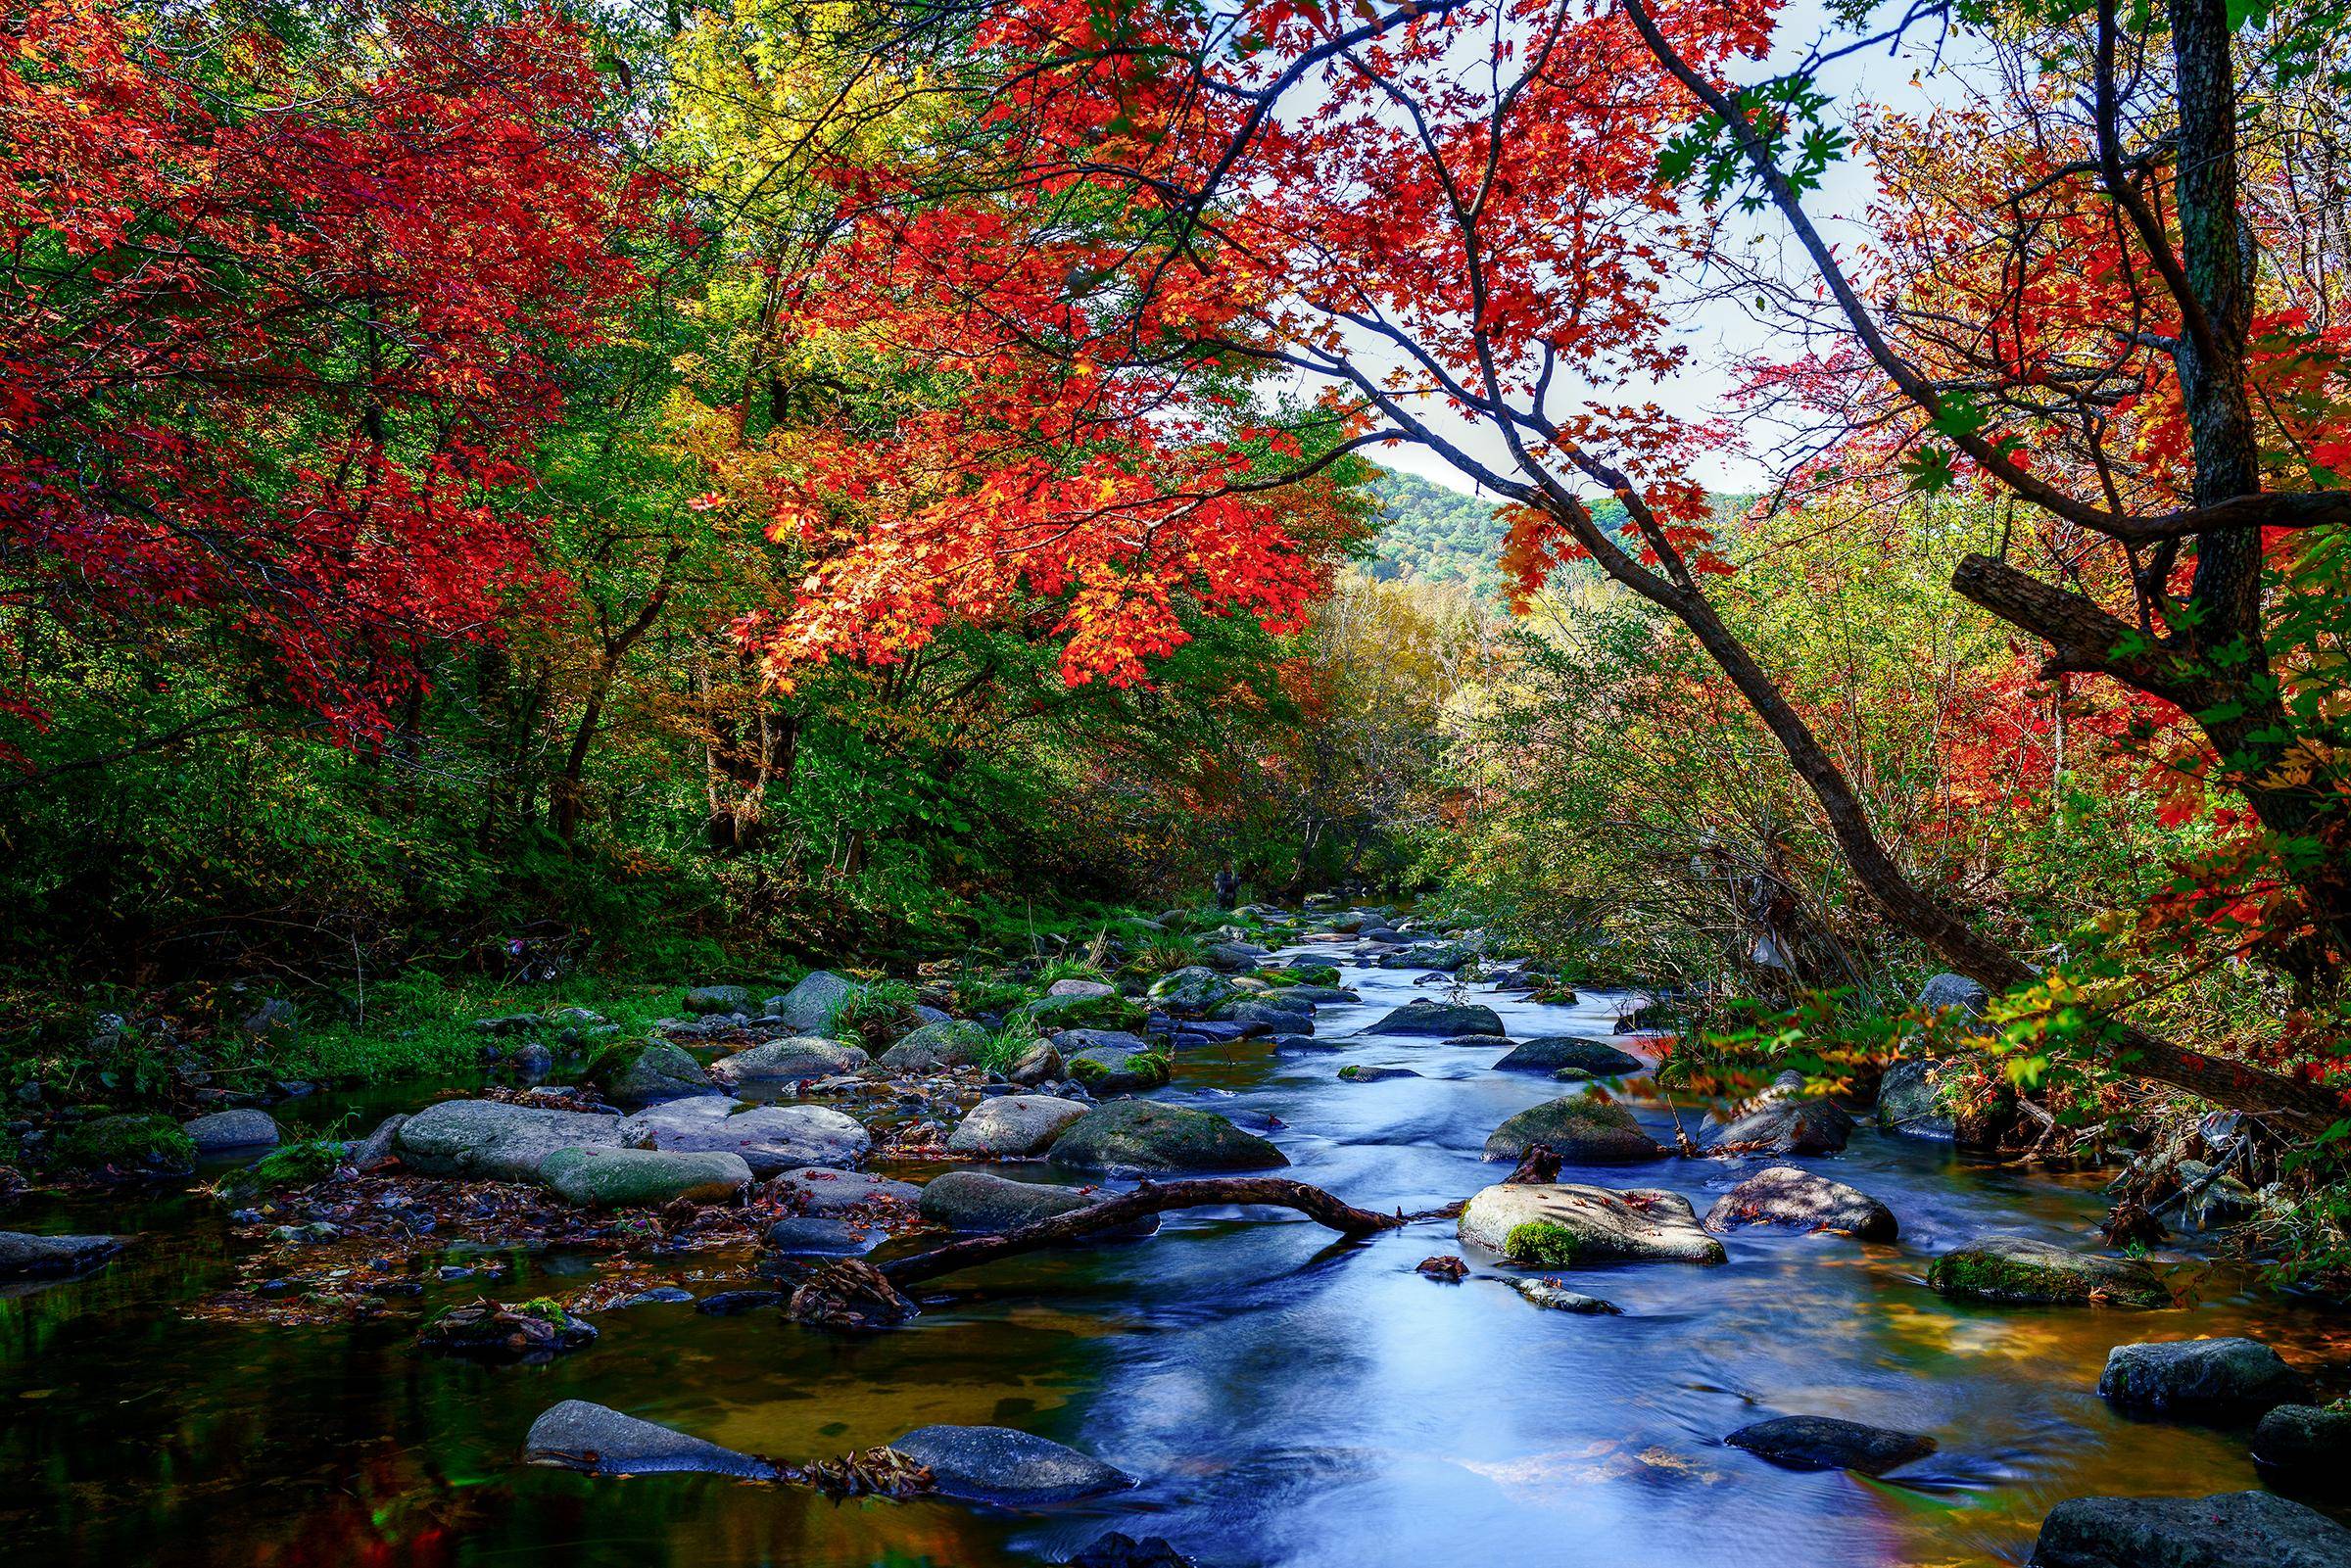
[5,952,2347,1567]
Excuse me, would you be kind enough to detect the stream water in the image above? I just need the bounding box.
[5,952,2347,1567]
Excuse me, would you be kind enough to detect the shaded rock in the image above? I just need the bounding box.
[238,996,299,1043]
[1367,1000,1506,1037]
[523,1399,778,1479]
[2159,1158,2262,1232]
[350,1113,408,1172]
[623,1099,870,1175]
[1876,1059,1958,1141]
[1048,1100,1287,1173]
[2098,1337,2311,1416]
[1494,1037,1644,1075]
[766,1165,920,1215]
[1007,1042,1064,1086]
[1459,1182,1725,1264]
[710,1036,871,1086]
[1065,1038,1171,1095]
[1046,978,1118,999]
[1919,973,1991,1018]
[1022,991,1146,1033]
[887,1424,1133,1505]
[394,1099,621,1183]
[946,1094,1090,1158]
[183,1108,280,1154]
[1928,1235,2170,1307]
[1211,997,1313,1032]
[1708,1097,1855,1156]
[1511,1277,1622,1314]
[2027,1491,2351,1568]
[2253,1404,2351,1492]
[765,971,857,1032]
[0,1231,123,1279]
[1704,1165,1897,1242]
[1201,941,1270,973]
[56,1113,196,1174]
[592,1039,714,1106]
[761,1217,883,1256]
[683,984,754,1016]
[1338,1065,1420,1082]
[540,1146,751,1209]
[917,1168,1157,1236]
[1068,1533,1197,1568]
[1725,1415,1936,1476]
[695,1289,783,1315]
[879,1020,992,1073]
[1482,1097,1663,1164]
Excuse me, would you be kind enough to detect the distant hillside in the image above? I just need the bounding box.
[1363,467,1640,598]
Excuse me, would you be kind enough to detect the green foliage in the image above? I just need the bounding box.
[1503,1220,1585,1266]
[219,1137,345,1203]
[56,1114,196,1173]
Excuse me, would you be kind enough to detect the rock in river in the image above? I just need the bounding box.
[1482,1097,1663,1164]
[1367,999,1506,1037]
[918,1169,1158,1237]
[1147,966,1237,1015]
[1493,1037,1644,1075]
[524,1399,778,1479]
[1707,1096,1854,1155]
[1064,1036,1171,1095]
[1511,1278,1622,1314]
[2026,1490,2351,1568]
[710,1036,871,1086]
[887,1424,1134,1505]
[767,1165,920,1215]
[394,1099,622,1183]
[182,1108,280,1154]
[1048,1100,1287,1173]
[2253,1404,2351,1493]
[946,1094,1090,1158]
[623,1099,870,1175]
[878,1020,992,1072]
[540,1146,751,1209]
[0,1231,123,1279]
[1459,1183,1725,1265]
[683,984,755,1016]
[590,1039,714,1106]
[765,970,857,1032]
[2098,1337,2311,1416]
[1725,1415,1936,1476]
[1704,1165,1897,1242]
[1927,1235,2170,1308]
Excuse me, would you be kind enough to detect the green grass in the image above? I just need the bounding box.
[265,971,681,1085]
[1504,1220,1585,1266]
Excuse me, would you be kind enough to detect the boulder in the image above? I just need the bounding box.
[1704,1165,1897,1242]
[392,1099,623,1183]
[2253,1404,2351,1492]
[1927,1236,2170,1308]
[1068,1533,1197,1568]
[710,1036,871,1086]
[1046,978,1118,999]
[1919,973,1991,1018]
[1007,1041,1065,1086]
[1338,1065,1420,1082]
[1065,1038,1171,1095]
[2027,1491,2351,1568]
[591,1039,714,1106]
[1493,1037,1644,1075]
[2097,1337,2311,1416]
[765,970,858,1032]
[0,1231,123,1279]
[1201,941,1270,973]
[524,1400,778,1479]
[1459,1182,1725,1264]
[1482,1097,1663,1164]
[1725,1415,1936,1476]
[1148,967,1238,1015]
[238,996,300,1043]
[182,1108,280,1154]
[766,1165,920,1215]
[1048,1100,1287,1173]
[1212,997,1313,1031]
[888,1424,1133,1505]
[1876,1059,1958,1141]
[1022,991,1146,1032]
[1708,1097,1855,1156]
[683,984,755,1016]
[623,1099,870,1175]
[1367,1000,1506,1037]
[916,1168,1159,1235]
[540,1146,751,1208]
[946,1095,1091,1158]
[878,1020,992,1072]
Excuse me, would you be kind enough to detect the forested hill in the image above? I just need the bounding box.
[1364,466,1643,596]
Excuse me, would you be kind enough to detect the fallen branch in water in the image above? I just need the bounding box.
[786,1177,1406,1325]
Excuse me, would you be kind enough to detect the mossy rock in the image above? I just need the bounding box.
[1019,991,1146,1033]
[58,1114,197,1175]
[1926,1235,2170,1307]
[1483,1096,1663,1164]
[218,1138,345,1203]
[1066,1042,1172,1094]
[1048,1100,1286,1173]
[1460,1181,1724,1264]
[1504,1220,1587,1266]
[877,1020,992,1073]
[587,1038,711,1105]
[540,1146,752,1209]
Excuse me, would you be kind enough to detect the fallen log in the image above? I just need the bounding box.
[786,1177,1404,1326]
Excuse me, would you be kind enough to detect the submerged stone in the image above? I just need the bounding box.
[1927,1235,2169,1308]
[2097,1337,2311,1416]
[2026,1490,2351,1568]
[1725,1415,1935,1476]
[0,1231,123,1279]
[887,1424,1134,1505]
[523,1400,778,1479]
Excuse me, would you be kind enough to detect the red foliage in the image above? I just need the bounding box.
[0,1,648,738]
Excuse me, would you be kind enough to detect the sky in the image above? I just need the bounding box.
[1364,0,1978,500]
